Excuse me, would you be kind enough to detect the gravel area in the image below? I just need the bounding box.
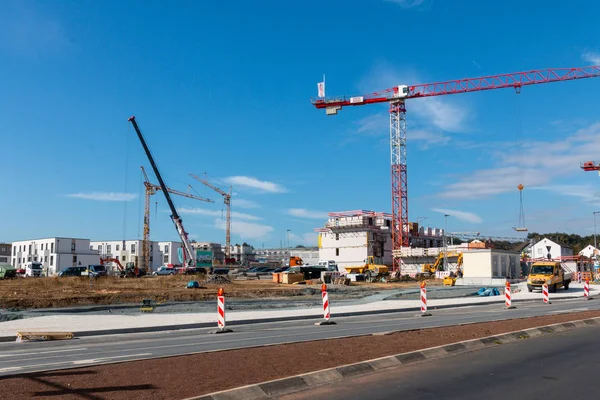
[1,310,599,400]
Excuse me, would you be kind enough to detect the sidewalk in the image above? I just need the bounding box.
[0,282,595,339]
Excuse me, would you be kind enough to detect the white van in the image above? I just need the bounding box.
[25,262,43,277]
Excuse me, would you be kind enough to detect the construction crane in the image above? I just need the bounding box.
[140,166,214,273]
[312,65,600,271]
[189,173,233,264]
[129,116,198,271]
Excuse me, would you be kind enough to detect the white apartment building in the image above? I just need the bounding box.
[90,240,162,271]
[159,241,183,265]
[318,210,393,269]
[11,238,100,276]
[229,243,254,265]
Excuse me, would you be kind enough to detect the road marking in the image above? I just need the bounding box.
[548,308,589,314]
[0,347,88,358]
[0,367,23,373]
[71,353,153,365]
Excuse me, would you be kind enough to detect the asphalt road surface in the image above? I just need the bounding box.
[0,298,597,377]
[281,323,600,400]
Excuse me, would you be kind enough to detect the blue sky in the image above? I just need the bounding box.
[2,0,600,247]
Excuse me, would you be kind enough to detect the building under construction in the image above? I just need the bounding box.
[316,210,446,269]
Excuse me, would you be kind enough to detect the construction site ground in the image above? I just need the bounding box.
[0,275,447,311]
[1,310,599,400]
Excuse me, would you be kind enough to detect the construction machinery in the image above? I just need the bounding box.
[289,256,304,267]
[99,257,142,278]
[422,251,463,275]
[129,116,198,272]
[345,256,389,282]
[189,173,232,264]
[312,65,600,272]
[140,166,214,273]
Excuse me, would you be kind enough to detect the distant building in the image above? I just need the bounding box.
[90,240,162,271]
[11,238,100,276]
[579,244,599,259]
[0,243,11,264]
[229,243,255,265]
[191,242,223,263]
[160,241,183,265]
[254,247,319,266]
[530,238,573,260]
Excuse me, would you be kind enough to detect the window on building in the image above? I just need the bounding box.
[368,217,373,225]
[335,248,339,256]
[164,245,169,254]
[98,245,102,252]
[71,242,76,251]
[150,244,153,251]
[13,247,16,255]
[51,243,54,253]
[12,258,16,265]
[45,256,48,262]
[73,255,77,263]
[150,256,153,262]
[50,256,54,266]
[163,255,169,263]
[131,244,136,253]
[28,245,31,253]
[116,244,120,251]
[107,245,112,253]
[335,233,339,241]
[28,256,31,261]
[122,256,126,261]
[33,256,37,261]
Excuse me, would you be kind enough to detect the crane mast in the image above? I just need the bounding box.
[128,116,197,269]
[140,166,214,272]
[312,65,600,272]
[189,173,232,263]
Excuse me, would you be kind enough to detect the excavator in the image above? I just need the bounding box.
[99,258,144,278]
[422,251,463,285]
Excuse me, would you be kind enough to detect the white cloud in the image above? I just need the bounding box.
[530,184,600,205]
[178,207,262,221]
[582,51,600,65]
[223,176,287,193]
[214,218,274,240]
[66,192,137,202]
[437,122,600,199]
[354,112,451,148]
[288,208,329,220]
[384,0,428,9]
[234,199,260,209]
[431,208,483,224]
[289,232,319,246]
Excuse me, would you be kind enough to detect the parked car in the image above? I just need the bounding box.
[88,264,107,277]
[58,266,89,277]
[0,264,17,280]
[154,266,176,276]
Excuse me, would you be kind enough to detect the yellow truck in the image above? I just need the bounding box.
[527,261,572,293]
[345,256,389,282]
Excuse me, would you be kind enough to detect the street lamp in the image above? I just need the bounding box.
[286,229,291,253]
[594,212,600,252]
[443,214,449,271]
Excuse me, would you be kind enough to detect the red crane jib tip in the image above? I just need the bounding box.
[128,116,136,121]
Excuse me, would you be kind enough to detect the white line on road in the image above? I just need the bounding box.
[0,347,89,358]
[0,367,23,373]
[71,353,153,365]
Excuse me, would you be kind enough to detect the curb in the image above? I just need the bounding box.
[0,294,591,343]
[183,316,600,400]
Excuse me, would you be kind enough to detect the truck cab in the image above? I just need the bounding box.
[25,262,43,277]
[527,261,571,293]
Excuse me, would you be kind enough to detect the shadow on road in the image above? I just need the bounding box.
[1,369,156,400]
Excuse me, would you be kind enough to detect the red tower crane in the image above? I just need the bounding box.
[312,65,600,271]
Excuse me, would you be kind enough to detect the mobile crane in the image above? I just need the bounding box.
[128,116,200,272]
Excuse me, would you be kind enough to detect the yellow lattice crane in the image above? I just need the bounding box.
[189,173,232,264]
[141,166,214,272]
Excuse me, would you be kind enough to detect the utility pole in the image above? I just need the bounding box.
[286,229,291,254]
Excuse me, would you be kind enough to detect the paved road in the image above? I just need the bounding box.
[0,298,597,377]
[281,322,600,400]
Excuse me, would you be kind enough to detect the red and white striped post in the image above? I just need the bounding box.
[315,284,336,325]
[210,287,232,334]
[542,284,551,304]
[584,278,593,300]
[420,281,432,317]
[505,281,516,309]
[578,271,582,283]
